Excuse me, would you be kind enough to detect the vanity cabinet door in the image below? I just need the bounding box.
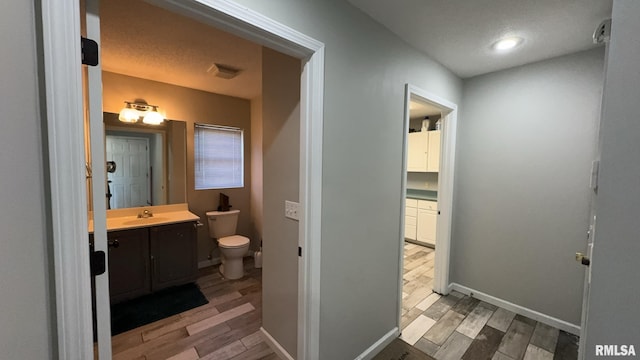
[150,222,198,291]
[107,228,151,304]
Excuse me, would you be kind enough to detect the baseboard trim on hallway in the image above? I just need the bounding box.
[261,327,295,360]
[449,283,580,335]
[354,327,400,360]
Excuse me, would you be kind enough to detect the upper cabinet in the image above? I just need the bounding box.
[427,130,441,172]
[407,132,428,172]
[408,130,441,173]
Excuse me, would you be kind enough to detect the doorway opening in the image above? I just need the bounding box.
[41,0,324,359]
[398,84,458,336]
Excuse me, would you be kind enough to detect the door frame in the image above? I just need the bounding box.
[40,0,324,359]
[398,84,458,326]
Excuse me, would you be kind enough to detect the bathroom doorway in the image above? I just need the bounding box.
[43,0,324,359]
[398,85,458,333]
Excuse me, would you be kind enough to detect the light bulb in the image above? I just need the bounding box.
[142,110,164,125]
[493,37,523,52]
[118,106,139,123]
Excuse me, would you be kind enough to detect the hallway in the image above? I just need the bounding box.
[398,243,578,360]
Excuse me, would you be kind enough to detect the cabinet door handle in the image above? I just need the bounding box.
[108,239,119,248]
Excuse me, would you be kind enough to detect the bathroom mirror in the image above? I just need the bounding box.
[102,112,187,209]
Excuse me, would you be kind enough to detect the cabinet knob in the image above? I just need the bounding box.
[108,239,120,248]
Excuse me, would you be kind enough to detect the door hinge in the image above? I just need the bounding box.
[298,246,302,257]
[81,37,99,66]
[90,250,106,276]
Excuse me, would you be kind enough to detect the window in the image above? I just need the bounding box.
[194,124,244,189]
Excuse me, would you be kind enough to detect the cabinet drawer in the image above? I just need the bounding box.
[404,216,417,240]
[405,205,417,217]
[418,200,438,210]
[405,215,417,227]
[406,198,418,208]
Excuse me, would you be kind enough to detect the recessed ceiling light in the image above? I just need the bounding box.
[492,37,523,52]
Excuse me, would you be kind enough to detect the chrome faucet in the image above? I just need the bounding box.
[138,209,153,218]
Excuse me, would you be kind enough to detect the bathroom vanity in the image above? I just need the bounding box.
[89,204,200,304]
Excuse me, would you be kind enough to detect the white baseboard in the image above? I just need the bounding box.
[449,283,581,335]
[198,257,221,269]
[354,327,400,360]
[261,327,295,360]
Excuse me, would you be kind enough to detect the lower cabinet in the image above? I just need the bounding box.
[107,228,150,304]
[417,208,437,246]
[405,199,418,240]
[106,221,198,304]
[150,222,198,292]
[405,198,438,247]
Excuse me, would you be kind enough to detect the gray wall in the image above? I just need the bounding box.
[585,0,640,355]
[0,0,54,358]
[261,47,301,357]
[453,48,605,325]
[229,0,462,358]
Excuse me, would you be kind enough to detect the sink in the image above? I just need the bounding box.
[122,217,170,226]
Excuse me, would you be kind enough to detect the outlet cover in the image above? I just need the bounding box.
[285,200,300,221]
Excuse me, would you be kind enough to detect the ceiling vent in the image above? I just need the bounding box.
[207,63,242,79]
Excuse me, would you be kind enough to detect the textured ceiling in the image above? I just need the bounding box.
[348,0,612,78]
[100,0,262,99]
[100,0,613,96]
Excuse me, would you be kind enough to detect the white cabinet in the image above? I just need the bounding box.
[405,198,438,247]
[407,130,441,173]
[407,132,428,172]
[417,200,437,247]
[404,198,418,240]
[427,130,441,172]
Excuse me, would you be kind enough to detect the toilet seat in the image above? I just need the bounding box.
[218,235,250,248]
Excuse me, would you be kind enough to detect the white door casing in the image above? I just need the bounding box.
[41,0,324,359]
[398,84,458,329]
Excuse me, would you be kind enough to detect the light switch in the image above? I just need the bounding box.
[285,200,300,221]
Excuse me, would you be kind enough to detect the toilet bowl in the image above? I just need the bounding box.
[205,210,250,280]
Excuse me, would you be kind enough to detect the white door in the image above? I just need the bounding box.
[106,136,150,209]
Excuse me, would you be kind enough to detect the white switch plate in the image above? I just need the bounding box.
[285,200,300,221]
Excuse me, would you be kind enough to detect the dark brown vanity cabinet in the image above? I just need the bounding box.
[107,228,150,303]
[150,222,198,291]
[104,221,198,304]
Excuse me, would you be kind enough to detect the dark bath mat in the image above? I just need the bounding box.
[110,282,208,336]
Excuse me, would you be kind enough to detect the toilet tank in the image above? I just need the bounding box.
[205,209,240,238]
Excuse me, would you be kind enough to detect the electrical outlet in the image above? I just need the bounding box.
[285,200,300,221]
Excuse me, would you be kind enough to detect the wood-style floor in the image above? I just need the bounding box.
[396,242,579,360]
[110,258,278,360]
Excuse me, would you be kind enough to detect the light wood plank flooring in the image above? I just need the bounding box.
[398,242,579,360]
[110,258,277,360]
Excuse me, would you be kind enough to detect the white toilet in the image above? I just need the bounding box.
[205,209,250,280]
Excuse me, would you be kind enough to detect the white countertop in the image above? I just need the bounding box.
[88,203,200,233]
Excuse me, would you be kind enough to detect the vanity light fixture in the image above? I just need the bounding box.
[492,36,523,52]
[118,101,165,125]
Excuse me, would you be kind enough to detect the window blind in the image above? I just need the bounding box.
[194,124,244,190]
